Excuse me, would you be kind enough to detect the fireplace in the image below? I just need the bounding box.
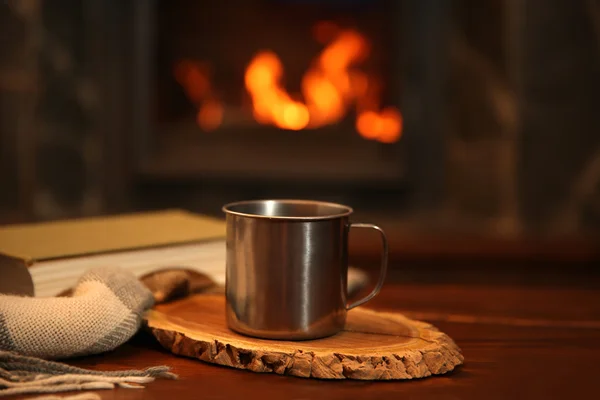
[130,0,448,213]
[145,0,403,183]
[135,0,408,184]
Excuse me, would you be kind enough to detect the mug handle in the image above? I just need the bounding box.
[346,223,389,310]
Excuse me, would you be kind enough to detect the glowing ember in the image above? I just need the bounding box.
[175,22,403,143]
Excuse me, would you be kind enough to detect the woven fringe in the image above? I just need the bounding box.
[0,351,177,397]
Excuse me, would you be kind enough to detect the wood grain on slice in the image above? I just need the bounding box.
[145,294,464,380]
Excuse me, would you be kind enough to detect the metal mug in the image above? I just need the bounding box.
[222,199,388,340]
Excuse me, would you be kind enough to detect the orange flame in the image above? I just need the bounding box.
[174,60,211,104]
[197,100,224,132]
[176,22,402,142]
[356,108,403,143]
[299,29,369,127]
[244,51,310,130]
[173,60,224,132]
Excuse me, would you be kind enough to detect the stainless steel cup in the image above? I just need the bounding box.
[222,199,388,340]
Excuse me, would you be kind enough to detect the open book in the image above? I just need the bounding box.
[0,209,367,298]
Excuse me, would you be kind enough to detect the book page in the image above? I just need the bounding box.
[30,240,226,297]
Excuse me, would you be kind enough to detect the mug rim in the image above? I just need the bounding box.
[222,199,353,221]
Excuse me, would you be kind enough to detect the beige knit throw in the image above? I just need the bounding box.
[0,266,178,396]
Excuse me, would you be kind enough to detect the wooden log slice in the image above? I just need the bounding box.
[145,294,464,380]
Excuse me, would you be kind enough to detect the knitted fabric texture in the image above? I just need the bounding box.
[0,266,154,359]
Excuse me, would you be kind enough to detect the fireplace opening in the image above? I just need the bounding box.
[144,0,406,183]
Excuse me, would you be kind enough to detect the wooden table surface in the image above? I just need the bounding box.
[26,262,600,400]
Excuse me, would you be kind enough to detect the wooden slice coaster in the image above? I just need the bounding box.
[145,294,463,380]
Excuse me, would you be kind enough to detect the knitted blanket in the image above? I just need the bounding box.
[0,267,153,359]
[0,266,177,397]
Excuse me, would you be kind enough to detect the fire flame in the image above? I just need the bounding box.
[244,52,310,130]
[174,60,224,132]
[176,22,402,143]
